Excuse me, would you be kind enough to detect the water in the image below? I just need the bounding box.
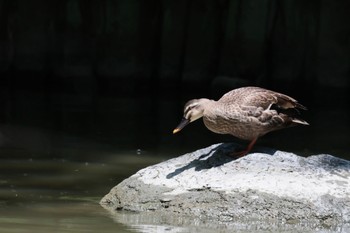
[0,202,124,233]
[0,142,163,233]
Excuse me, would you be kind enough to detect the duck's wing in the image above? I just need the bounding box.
[219,86,306,110]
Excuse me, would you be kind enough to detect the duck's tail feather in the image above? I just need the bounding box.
[292,118,309,125]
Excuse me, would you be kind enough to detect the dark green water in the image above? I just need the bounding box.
[0,142,165,233]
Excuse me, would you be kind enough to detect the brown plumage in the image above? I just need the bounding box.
[173,86,308,157]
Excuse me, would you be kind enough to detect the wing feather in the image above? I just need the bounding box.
[219,86,305,110]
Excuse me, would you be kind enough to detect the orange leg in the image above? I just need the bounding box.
[230,137,258,158]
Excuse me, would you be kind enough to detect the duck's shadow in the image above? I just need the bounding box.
[166,143,276,179]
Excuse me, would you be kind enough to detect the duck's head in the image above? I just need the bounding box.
[173,99,208,134]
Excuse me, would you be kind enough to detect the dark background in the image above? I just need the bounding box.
[0,0,349,159]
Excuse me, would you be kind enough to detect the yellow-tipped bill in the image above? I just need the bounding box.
[173,128,181,134]
[172,117,190,134]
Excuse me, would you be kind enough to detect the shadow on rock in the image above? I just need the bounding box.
[166,143,276,179]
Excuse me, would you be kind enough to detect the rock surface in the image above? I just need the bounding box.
[100,143,350,226]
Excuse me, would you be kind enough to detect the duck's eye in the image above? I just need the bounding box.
[185,106,193,112]
[188,104,198,110]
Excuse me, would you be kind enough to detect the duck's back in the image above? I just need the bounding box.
[218,86,305,110]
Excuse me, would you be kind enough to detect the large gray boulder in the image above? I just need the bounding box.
[101,143,350,227]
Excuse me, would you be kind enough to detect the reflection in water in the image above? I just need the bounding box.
[106,210,350,233]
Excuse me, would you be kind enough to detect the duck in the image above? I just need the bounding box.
[173,86,308,157]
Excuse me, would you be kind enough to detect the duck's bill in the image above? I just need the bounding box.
[173,118,190,134]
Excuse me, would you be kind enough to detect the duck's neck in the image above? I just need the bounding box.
[199,98,215,104]
[198,98,216,114]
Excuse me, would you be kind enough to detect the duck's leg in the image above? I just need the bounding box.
[229,137,258,158]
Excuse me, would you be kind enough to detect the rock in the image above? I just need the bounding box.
[100,143,350,226]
